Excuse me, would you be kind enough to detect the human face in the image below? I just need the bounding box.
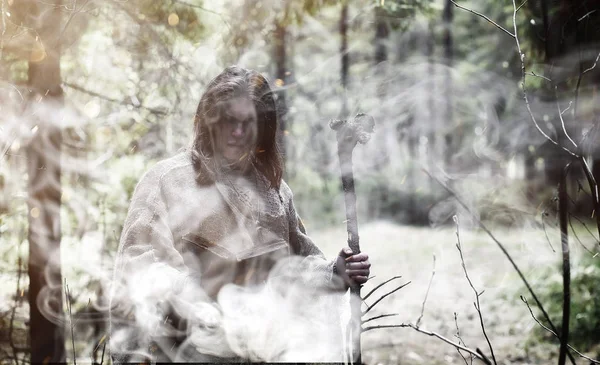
[212,96,258,165]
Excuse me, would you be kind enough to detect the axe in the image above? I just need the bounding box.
[330,113,375,364]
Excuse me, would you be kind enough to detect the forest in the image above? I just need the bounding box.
[1,0,600,364]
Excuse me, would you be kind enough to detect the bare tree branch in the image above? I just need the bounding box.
[525,71,552,82]
[362,323,492,365]
[362,275,402,301]
[521,296,600,364]
[516,0,529,12]
[568,214,595,254]
[449,1,515,38]
[454,312,472,365]
[65,280,76,365]
[362,281,411,315]
[424,168,574,364]
[555,86,577,147]
[63,82,168,115]
[509,0,579,158]
[415,254,436,328]
[582,50,600,74]
[578,156,600,244]
[454,216,497,365]
[541,210,557,253]
[362,313,399,324]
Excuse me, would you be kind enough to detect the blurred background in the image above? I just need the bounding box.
[1,0,599,363]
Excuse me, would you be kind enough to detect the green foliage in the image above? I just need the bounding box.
[377,0,435,29]
[529,254,600,353]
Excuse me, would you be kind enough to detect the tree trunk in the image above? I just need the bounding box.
[25,0,66,363]
[340,1,349,117]
[427,22,437,193]
[442,0,454,170]
[374,6,389,66]
[374,4,389,99]
[274,16,288,165]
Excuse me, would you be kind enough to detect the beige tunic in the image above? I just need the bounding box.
[109,152,337,362]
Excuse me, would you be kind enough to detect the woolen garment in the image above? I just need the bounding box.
[109,151,342,363]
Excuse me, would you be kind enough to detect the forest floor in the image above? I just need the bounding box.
[312,220,599,365]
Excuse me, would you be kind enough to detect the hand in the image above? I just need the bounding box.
[335,247,370,286]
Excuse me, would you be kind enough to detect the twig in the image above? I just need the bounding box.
[555,86,577,147]
[578,156,600,244]
[525,71,552,82]
[582,50,600,74]
[63,82,168,115]
[560,101,572,116]
[568,213,596,255]
[362,275,402,301]
[9,223,26,365]
[454,216,497,365]
[541,210,557,252]
[65,280,77,365]
[476,348,493,365]
[415,254,436,328]
[454,312,472,365]
[100,341,106,365]
[516,0,529,12]
[521,296,600,364]
[362,281,411,315]
[362,313,399,324]
[569,213,600,245]
[578,9,597,22]
[362,323,492,364]
[510,0,579,158]
[449,1,515,38]
[424,168,575,364]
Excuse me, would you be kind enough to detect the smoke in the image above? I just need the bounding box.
[109,253,350,362]
[2,1,600,364]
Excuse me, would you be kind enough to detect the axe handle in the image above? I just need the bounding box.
[337,147,362,364]
[339,150,361,255]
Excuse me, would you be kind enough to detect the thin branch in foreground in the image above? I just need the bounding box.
[582,50,600,74]
[63,82,168,115]
[525,71,552,82]
[423,168,575,364]
[455,216,497,365]
[568,213,598,254]
[454,312,472,365]
[541,211,557,252]
[449,0,515,38]
[521,296,600,364]
[516,0,529,12]
[362,281,411,315]
[362,275,402,301]
[569,212,600,245]
[362,313,399,324]
[452,0,578,159]
[65,280,77,365]
[578,156,600,244]
[509,0,579,159]
[362,323,492,365]
[555,86,577,147]
[415,254,436,328]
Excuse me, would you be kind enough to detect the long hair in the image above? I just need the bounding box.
[191,66,283,189]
